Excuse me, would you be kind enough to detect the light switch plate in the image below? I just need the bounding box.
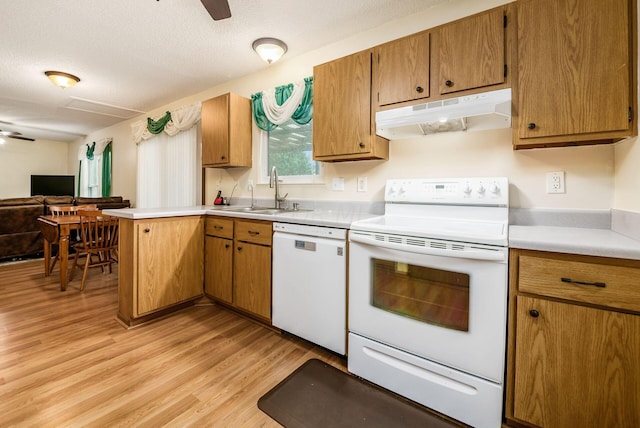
[357,176,368,192]
[546,171,565,193]
[332,177,345,191]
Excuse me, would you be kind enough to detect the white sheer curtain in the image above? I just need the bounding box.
[78,138,111,197]
[136,126,199,208]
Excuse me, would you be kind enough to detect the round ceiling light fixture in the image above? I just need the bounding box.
[252,38,288,64]
[44,70,81,89]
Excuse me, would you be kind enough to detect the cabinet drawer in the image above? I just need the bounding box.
[235,220,272,246]
[205,217,234,239]
[518,253,640,313]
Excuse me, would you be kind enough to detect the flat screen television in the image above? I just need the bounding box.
[30,175,75,196]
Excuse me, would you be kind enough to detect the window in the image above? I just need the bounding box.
[260,118,322,184]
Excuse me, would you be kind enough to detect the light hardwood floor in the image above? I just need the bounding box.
[0,259,345,427]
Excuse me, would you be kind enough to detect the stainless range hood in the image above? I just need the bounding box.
[376,88,511,139]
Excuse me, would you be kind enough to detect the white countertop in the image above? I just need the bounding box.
[509,225,640,260]
[103,205,378,229]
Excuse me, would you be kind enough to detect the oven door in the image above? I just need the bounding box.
[348,232,508,383]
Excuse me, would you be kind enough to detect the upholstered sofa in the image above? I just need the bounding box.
[74,196,130,210]
[0,196,46,260]
[0,195,130,261]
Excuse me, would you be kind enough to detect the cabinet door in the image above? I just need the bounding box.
[233,242,271,320]
[136,217,204,316]
[438,8,505,95]
[313,50,372,158]
[514,296,640,427]
[517,0,631,140]
[204,236,233,303]
[376,32,430,106]
[202,94,230,166]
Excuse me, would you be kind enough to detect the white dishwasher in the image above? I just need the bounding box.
[272,222,347,355]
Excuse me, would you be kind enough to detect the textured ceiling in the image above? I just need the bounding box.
[0,0,450,142]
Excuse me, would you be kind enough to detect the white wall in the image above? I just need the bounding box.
[614,137,640,212]
[0,138,70,198]
[69,0,635,212]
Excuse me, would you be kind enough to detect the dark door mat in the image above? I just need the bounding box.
[258,358,460,428]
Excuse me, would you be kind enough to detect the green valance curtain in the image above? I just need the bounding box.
[147,112,172,134]
[131,103,201,144]
[251,76,313,131]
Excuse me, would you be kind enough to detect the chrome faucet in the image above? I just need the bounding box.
[270,166,288,209]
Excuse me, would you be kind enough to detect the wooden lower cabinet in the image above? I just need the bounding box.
[204,235,233,303]
[118,216,204,326]
[507,249,640,428]
[204,216,272,323]
[233,240,271,320]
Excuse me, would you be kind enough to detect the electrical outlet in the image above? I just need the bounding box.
[332,177,345,191]
[546,171,565,194]
[357,176,368,192]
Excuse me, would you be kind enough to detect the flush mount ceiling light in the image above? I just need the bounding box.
[252,38,288,64]
[44,71,80,89]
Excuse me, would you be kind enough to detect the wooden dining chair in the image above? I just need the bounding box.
[69,209,119,291]
[46,204,98,273]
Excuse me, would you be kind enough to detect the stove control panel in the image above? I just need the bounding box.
[385,177,509,206]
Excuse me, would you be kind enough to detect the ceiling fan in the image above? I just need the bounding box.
[201,0,232,20]
[0,130,35,142]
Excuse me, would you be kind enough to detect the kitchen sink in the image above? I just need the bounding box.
[222,206,311,214]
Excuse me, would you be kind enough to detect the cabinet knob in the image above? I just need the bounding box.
[445,80,453,87]
[144,228,150,233]
[221,155,226,160]
[224,243,230,249]
[529,309,540,318]
[528,123,536,130]
[416,86,424,93]
[237,246,243,252]
[358,142,365,149]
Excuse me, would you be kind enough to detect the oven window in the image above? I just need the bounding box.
[371,259,470,331]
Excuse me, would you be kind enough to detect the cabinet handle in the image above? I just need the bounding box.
[527,123,536,130]
[529,309,540,318]
[248,230,260,236]
[561,277,606,288]
[416,86,424,93]
[445,80,453,87]
[144,228,150,233]
[358,142,365,149]
[214,225,223,229]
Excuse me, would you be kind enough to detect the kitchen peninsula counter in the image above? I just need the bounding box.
[104,204,379,229]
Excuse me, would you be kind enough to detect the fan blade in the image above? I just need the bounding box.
[201,0,231,20]
[8,135,35,141]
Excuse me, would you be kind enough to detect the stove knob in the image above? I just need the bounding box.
[490,182,500,195]
[387,185,397,196]
[477,184,486,195]
[463,183,472,195]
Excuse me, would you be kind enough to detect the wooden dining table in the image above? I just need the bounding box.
[37,215,82,291]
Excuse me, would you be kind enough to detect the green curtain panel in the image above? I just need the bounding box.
[101,142,112,196]
[251,76,313,131]
[147,111,172,134]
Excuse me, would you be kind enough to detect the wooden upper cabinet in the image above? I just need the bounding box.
[375,32,430,106]
[202,93,252,167]
[515,0,637,148]
[313,50,388,161]
[437,7,506,95]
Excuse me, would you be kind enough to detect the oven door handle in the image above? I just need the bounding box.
[349,232,506,262]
